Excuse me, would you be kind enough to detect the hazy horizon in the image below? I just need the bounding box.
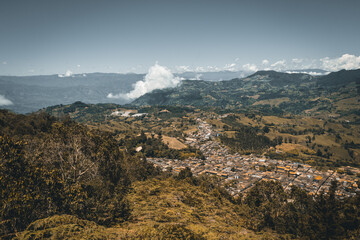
[0,66,333,77]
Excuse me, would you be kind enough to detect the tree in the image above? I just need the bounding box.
[244,181,287,230]
[0,135,64,238]
[263,126,270,133]
[316,149,323,157]
[177,167,193,180]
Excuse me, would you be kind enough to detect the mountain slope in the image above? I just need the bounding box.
[17,179,285,239]
[132,69,360,115]
[317,69,360,86]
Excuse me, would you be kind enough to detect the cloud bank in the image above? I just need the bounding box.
[58,70,73,78]
[321,54,360,71]
[171,54,360,75]
[285,71,329,76]
[0,95,13,106]
[242,63,258,72]
[108,62,182,100]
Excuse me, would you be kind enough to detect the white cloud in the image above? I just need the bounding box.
[262,59,269,65]
[2,61,7,65]
[270,60,286,71]
[292,58,303,64]
[242,63,258,72]
[224,63,237,71]
[189,74,203,80]
[321,54,360,71]
[58,70,73,78]
[77,64,81,68]
[207,66,221,72]
[0,95,13,106]
[194,66,204,72]
[175,65,191,73]
[194,66,221,72]
[28,69,35,73]
[108,62,182,100]
[175,64,239,73]
[170,54,360,76]
[285,70,329,76]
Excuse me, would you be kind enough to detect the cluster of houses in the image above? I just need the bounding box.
[147,119,359,198]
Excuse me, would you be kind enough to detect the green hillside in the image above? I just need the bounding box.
[132,69,360,116]
[2,69,360,239]
[1,108,360,239]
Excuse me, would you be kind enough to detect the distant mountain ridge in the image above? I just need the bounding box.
[132,69,360,115]
[0,69,358,114]
[0,72,144,113]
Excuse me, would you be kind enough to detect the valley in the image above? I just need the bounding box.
[148,118,359,198]
[1,68,360,239]
[2,1,360,238]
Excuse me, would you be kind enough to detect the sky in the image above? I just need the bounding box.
[0,0,360,76]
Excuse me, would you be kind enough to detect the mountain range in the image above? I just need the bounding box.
[132,69,360,116]
[0,69,357,114]
[0,73,143,113]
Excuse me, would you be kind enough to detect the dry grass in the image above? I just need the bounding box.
[313,134,339,147]
[18,179,285,239]
[184,126,198,135]
[334,96,360,111]
[236,115,256,126]
[276,143,308,152]
[162,135,187,149]
[262,116,291,125]
[249,94,260,100]
[252,97,290,107]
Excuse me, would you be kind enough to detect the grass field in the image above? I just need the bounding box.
[162,135,188,149]
[252,97,290,107]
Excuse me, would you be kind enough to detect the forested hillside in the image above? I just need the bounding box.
[1,110,360,239]
[0,110,159,238]
[132,69,360,117]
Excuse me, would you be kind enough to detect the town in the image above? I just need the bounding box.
[148,118,360,198]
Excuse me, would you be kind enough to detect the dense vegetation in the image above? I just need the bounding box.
[132,69,360,117]
[43,100,360,169]
[120,131,204,160]
[1,110,360,239]
[242,180,360,239]
[219,115,273,153]
[204,111,360,169]
[0,110,159,238]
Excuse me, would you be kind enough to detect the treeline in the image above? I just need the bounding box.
[220,132,273,153]
[0,110,160,238]
[43,101,121,123]
[278,127,325,135]
[242,180,360,239]
[120,131,205,160]
[220,115,273,153]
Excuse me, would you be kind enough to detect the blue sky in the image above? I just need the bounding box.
[0,0,359,75]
